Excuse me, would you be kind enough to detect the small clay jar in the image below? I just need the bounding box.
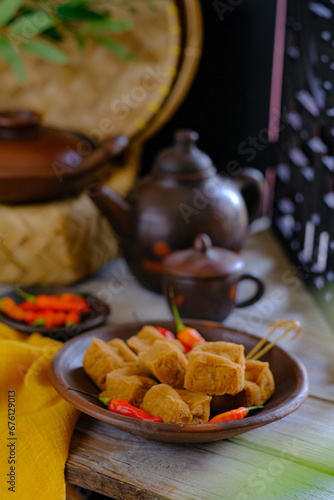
[0,109,128,204]
[162,233,265,322]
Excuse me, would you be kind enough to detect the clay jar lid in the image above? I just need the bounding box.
[0,109,94,177]
[163,234,245,279]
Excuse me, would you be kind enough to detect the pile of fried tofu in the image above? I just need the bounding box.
[83,325,275,424]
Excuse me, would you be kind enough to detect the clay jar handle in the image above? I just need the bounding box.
[235,274,265,308]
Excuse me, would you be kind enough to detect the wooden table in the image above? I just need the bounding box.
[65,229,334,500]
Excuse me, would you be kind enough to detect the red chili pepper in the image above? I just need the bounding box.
[16,289,90,313]
[169,288,205,352]
[34,309,66,328]
[31,310,79,328]
[59,293,87,303]
[156,326,176,340]
[59,294,90,312]
[208,406,263,424]
[0,297,26,321]
[0,296,83,328]
[23,310,45,324]
[108,399,163,422]
[65,311,81,326]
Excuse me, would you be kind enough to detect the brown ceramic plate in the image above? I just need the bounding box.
[0,288,110,342]
[50,320,309,443]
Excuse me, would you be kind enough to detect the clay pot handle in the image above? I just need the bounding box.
[78,135,129,175]
[193,233,213,253]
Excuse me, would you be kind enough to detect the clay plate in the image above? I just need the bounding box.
[0,288,110,342]
[50,320,309,443]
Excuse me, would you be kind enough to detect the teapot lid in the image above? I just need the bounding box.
[163,234,244,279]
[153,130,216,179]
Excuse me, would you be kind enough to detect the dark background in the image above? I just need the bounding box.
[141,0,278,175]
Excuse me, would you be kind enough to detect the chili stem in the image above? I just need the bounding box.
[245,406,264,413]
[169,287,185,332]
[68,387,110,406]
[14,288,37,303]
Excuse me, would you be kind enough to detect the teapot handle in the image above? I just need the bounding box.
[231,167,267,224]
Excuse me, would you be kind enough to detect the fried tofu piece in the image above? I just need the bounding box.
[176,389,212,424]
[191,341,245,367]
[106,365,152,378]
[83,338,125,390]
[127,325,166,354]
[107,338,139,363]
[184,341,245,395]
[141,384,192,424]
[127,325,184,354]
[138,339,187,388]
[243,359,275,405]
[211,359,275,412]
[102,370,158,407]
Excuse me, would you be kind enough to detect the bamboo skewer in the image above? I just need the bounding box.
[246,319,302,361]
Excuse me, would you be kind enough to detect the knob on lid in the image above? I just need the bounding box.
[0,110,41,138]
[153,129,216,178]
[163,234,244,279]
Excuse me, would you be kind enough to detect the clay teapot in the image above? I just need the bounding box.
[87,129,265,293]
[0,110,129,204]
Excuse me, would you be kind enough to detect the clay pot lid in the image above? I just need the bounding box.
[163,234,244,279]
[0,110,93,177]
[152,130,216,179]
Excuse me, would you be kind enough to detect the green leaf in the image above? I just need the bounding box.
[10,12,55,37]
[61,0,89,7]
[17,6,35,16]
[128,6,137,15]
[83,19,134,33]
[57,5,107,21]
[73,30,86,50]
[95,36,135,61]
[0,0,24,28]
[43,26,63,42]
[21,39,69,64]
[0,36,26,82]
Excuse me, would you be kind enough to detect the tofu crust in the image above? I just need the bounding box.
[211,359,275,412]
[107,338,139,363]
[141,384,192,424]
[138,340,188,388]
[102,370,157,407]
[176,389,212,424]
[184,341,245,395]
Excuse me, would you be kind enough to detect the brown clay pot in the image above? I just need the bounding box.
[0,109,128,204]
[162,233,265,322]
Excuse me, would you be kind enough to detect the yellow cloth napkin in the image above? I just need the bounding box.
[0,323,80,500]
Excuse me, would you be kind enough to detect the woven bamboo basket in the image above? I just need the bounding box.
[0,0,202,285]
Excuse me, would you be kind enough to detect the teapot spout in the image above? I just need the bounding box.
[87,184,131,239]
